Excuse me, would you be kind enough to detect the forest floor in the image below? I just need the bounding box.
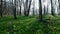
[0,15,60,34]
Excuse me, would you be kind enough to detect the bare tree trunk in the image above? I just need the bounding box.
[51,0,55,16]
[58,0,60,15]
[20,6,21,15]
[0,0,3,17]
[24,0,28,16]
[39,0,42,21]
[14,0,17,19]
[33,8,35,16]
[44,6,46,15]
[47,5,48,14]
[33,0,35,16]
[58,0,60,8]
[26,0,32,16]
[24,0,32,16]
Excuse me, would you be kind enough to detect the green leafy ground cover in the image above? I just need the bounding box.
[0,16,60,34]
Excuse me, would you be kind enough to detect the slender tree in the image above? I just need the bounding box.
[19,0,21,15]
[39,0,42,21]
[47,4,48,14]
[58,0,60,8]
[24,0,28,16]
[24,0,32,16]
[0,0,3,17]
[33,8,35,16]
[20,6,21,15]
[58,0,60,15]
[44,6,46,15]
[33,0,35,16]
[51,0,55,16]
[14,0,17,19]
[26,0,32,16]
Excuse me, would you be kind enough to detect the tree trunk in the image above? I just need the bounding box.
[58,0,60,9]
[26,0,32,16]
[33,0,35,16]
[0,0,3,17]
[14,0,17,19]
[44,6,46,15]
[51,0,55,16]
[47,5,48,14]
[58,0,60,15]
[33,8,35,16]
[24,0,32,16]
[24,0,28,16]
[39,0,42,21]
[20,6,21,15]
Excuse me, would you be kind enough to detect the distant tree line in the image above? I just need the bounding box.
[0,0,60,20]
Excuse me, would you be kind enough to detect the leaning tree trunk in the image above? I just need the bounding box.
[39,0,42,21]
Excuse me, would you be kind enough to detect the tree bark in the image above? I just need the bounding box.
[0,0,3,17]
[33,8,35,16]
[51,0,55,16]
[14,0,17,19]
[24,0,28,16]
[44,6,46,15]
[24,0,32,16]
[58,0,60,15]
[39,0,42,21]
[20,6,21,15]
[26,0,32,16]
